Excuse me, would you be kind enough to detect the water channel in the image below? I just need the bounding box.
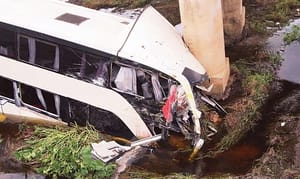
[129,19,300,177]
[1,18,300,178]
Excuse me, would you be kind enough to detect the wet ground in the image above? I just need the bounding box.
[128,133,266,177]
[1,2,300,178]
[124,19,300,178]
[0,123,29,173]
[268,18,300,84]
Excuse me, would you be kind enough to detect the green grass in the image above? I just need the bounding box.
[249,19,267,34]
[248,0,300,34]
[245,72,273,102]
[14,125,116,178]
[126,169,196,179]
[201,59,273,158]
[265,0,300,22]
[268,53,283,65]
[76,0,151,9]
[214,73,271,153]
[284,25,300,44]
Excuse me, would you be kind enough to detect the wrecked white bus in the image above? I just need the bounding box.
[0,0,225,150]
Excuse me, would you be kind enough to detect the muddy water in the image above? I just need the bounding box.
[279,43,300,83]
[267,18,300,83]
[130,20,300,177]
[1,14,299,179]
[130,130,266,177]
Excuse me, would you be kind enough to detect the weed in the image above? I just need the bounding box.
[245,72,273,102]
[133,0,151,7]
[76,0,151,9]
[14,125,115,178]
[248,0,300,35]
[265,0,300,22]
[268,53,283,65]
[284,25,300,44]
[201,59,273,159]
[249,19,267,34]
[127,169,196,179]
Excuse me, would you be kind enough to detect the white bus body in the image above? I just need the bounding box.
[0,0,217,144]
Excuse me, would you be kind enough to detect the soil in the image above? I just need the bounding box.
[121,0,300,178]
[0,123,31,173]
[1,0,300,178]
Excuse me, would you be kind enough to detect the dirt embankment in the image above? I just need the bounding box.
[1,0,300,178]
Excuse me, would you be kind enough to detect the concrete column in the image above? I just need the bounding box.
[222,0,245,44]
[178,0,230,95]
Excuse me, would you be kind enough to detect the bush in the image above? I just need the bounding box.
[14,125,116,178]
[284,25,300,45]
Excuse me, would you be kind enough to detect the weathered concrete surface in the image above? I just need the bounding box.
[178,0,230,95]
[222,0,246,44]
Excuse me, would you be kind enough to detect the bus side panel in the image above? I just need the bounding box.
[0,55,152,138]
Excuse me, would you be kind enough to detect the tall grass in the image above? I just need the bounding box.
[15,125,115,178]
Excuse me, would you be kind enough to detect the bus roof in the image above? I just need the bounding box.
[0,0,133,55]
[0,0,206,77]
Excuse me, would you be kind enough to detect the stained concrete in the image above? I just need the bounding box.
[179,0,230,95]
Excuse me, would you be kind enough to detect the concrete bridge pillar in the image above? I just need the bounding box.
[222,0,246,44]
[178,0,230,95]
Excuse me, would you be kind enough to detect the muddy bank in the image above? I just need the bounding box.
[1,0,300,178]
[240,80,300,178]
[243,19,300,178]
[0,123,30,173]
[121,1,300,178]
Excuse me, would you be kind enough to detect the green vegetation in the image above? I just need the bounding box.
[14,125,116,178]
[202,57,274,158]
[245,72,273,102]
[249,19,268,34]
[74,0,151,9]
[284,25,300,44]
[265,0,300,22]
[248,0,300,34]
[268,53,283,65]
[203,0,297,158]
[126,169,196,179]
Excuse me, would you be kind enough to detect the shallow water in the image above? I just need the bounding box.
[130,19,300,177]
[131,133,266,176]
[1,12,300,179]
[267,18,300,83]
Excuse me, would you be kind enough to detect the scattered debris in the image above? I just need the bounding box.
[92,134,162,163]
[0,0,227,157]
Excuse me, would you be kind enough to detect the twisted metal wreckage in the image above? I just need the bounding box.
[0,0,227,160]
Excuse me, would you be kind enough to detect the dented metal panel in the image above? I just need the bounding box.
[0,56,152,138]
[0,1,228,153]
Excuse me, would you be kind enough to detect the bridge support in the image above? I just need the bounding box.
[178,0,230,95]
[222,0,245,44]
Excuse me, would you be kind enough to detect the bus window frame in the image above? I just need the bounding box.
[17,34,60,72]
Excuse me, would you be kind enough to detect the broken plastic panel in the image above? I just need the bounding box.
[111,62,169,101]
[115,66,137,94]
[92,134,162,163]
